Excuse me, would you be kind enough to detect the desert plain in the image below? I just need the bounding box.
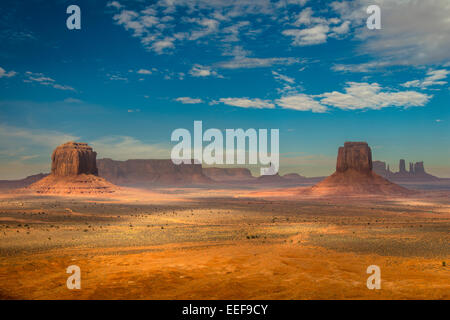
[0,186,449,300]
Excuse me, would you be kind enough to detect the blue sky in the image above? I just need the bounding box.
[0,0,449,179]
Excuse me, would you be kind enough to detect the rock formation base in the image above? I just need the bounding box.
[308,169,412,196]
[28,174,118,195]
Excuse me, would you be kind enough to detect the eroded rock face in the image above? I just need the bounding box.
[336,142,372,174]
[51,142,98,177]
[399,159,407,173]
[414,162,425,175]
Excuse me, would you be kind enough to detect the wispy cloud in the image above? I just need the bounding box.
[216,46,302,69]
[331,61,391,73]
[175,97,204,104]
[137,68,152,75]
[402,69,449,89]
[319,82,431,110]
[189,64,221,78]
[24,71,75,91]
[0,66,17,78]
[218,56,301,69]
[216,98,275,109]
[272,70,303,95]
[214,82,431,113]
[106,0,311,54]
[276,94,327,113]
[272,71,295,84]
[107,73,128,81]
[282,7,350,46]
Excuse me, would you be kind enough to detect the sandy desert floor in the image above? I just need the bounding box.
[0,187,449,299]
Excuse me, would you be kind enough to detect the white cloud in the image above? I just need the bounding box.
[218,56,300,69]
[275,82,431,112]
[0,66,17,78]
[319,82,431,110]
[107,1,122,10]
[272,71,295,84]
[188,18,220,40]
[24,71,75,91]
[106,1,326,54]
[112,10,144,36]
[221,21,250,42]
[151,37,175,54]
[282,25,330,46]
[197,81,431,113]
[331,61,391,73]
[217,46,302,69]
[189,64,220,77]
[276,94,327,113]
[272,70,303,95]
[330,20,350,36]
[52,84,76,91]
[276,0,310,8]
[402,69,449,89]
[283,6,347,46]
[293,7,329,26]
[175,97,204,104]
[137,69,152,75]
[108,74,128,81]
[217,98,275,109]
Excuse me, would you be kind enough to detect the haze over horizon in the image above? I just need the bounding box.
[0,0,449,179]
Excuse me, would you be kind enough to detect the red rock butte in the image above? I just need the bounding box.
[51,142,98,176]
[308,142,412,196]
[336,142,372,174]
[28,141,118,194]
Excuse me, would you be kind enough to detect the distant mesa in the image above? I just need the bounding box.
[307,142,412,196]
[97,158,212,187]
[256,173,287,184]
[283,173,306,180]
[0,173,48,190]
[373,159,439,182]
[28,142,118,194]
[203,167,254,182]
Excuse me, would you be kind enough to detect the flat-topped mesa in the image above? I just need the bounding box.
[51,141,98,177]
[336,142,372,174]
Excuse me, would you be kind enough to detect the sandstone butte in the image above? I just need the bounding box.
[51,142,98,176]
[308,142,412,196]
[28,142,118,195]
